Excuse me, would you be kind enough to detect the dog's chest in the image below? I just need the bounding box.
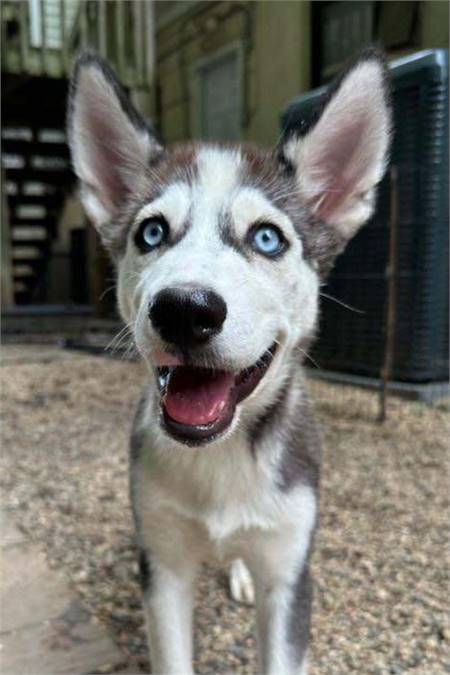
[137,433,292,544]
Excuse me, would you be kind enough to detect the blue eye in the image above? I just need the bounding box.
[251,224,285,257]
[135,217,168,252]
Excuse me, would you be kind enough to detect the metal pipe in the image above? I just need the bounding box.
[60,0,67,75]
[142,0,156,87]
[80,0,88,49]
[379,166,399,423]
[39,0,47,74]
[115,0,125,80]
[98,0,107,58]
[19,1,29,73]
[133,0,144,87]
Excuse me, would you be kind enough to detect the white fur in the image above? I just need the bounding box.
[230,558,255,605]
[144,562,196,675]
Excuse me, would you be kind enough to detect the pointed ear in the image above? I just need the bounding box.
[67,52,163,232]
[280,50,392,239]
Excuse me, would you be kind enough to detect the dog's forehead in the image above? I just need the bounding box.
[151,145,281,217]
[195,146,244,196]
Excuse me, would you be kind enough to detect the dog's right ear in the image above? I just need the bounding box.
[67,52,163,233]
[278,50,391,242]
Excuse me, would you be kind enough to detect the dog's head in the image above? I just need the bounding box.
[68,50,391,446]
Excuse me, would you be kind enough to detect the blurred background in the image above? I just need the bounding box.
[1,3,449,675]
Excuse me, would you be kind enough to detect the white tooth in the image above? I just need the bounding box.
[158,367,173,389]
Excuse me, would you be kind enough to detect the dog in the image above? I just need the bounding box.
[67,48,391,674]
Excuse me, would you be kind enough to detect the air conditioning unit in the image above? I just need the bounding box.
[282,50,449,383]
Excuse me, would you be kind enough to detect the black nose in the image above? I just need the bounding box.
[149,287,227,348]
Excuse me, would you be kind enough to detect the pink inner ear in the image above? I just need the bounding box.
[311,114,369,222]
[88,108,131,213]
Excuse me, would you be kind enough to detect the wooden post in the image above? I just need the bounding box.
[379,166,399,423]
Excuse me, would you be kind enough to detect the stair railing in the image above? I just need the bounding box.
[1,0,154,88]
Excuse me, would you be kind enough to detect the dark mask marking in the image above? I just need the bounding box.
[138,548,153,594]
[218,213,249,259]
[248,370,320,492]
[277,387,321,492]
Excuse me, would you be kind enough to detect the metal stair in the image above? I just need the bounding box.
[2,0,154,307]
[2,76,74,304]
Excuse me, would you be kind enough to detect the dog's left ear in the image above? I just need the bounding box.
[280,50,392,239]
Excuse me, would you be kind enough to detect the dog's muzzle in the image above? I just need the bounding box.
[156,343,277,446]
[148,285,277,445]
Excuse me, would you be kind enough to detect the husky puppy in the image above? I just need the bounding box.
[68,49,391,675]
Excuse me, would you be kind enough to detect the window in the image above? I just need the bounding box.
[191,43,243,142]
[312,1,375,85]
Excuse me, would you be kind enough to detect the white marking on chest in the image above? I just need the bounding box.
[138,418,316,548]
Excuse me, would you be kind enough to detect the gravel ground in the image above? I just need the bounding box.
[1,346,449,674]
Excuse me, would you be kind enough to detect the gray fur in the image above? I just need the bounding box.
[138,548,153,594]
[287,561,313,664]
[219,215,250,259]
[277,387,321,492]
[249,370,321,492]
[129,387,150,539]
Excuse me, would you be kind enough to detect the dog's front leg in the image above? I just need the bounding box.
[253,559,311,675]
[245,505,315,675]
[141,552,197,675]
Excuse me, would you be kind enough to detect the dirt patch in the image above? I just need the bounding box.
[1,348,449,673]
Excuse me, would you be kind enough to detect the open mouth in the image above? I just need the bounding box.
[157,343,277,445]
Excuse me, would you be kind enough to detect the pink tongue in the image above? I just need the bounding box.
[164,368,235,426]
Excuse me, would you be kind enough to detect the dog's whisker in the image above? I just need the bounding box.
[104,323,134,355]
[298,347,321,370]
[319,292,365,314]
[99,283,117,302]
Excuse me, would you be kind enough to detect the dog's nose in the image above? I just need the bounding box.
[149,287,227,348]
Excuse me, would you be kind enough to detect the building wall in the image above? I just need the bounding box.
[154,0,448,148]
[155,0,311,147]
[248,1,310,144]
[421,0,449,49]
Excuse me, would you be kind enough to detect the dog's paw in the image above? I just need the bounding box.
[229,558,255,605]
